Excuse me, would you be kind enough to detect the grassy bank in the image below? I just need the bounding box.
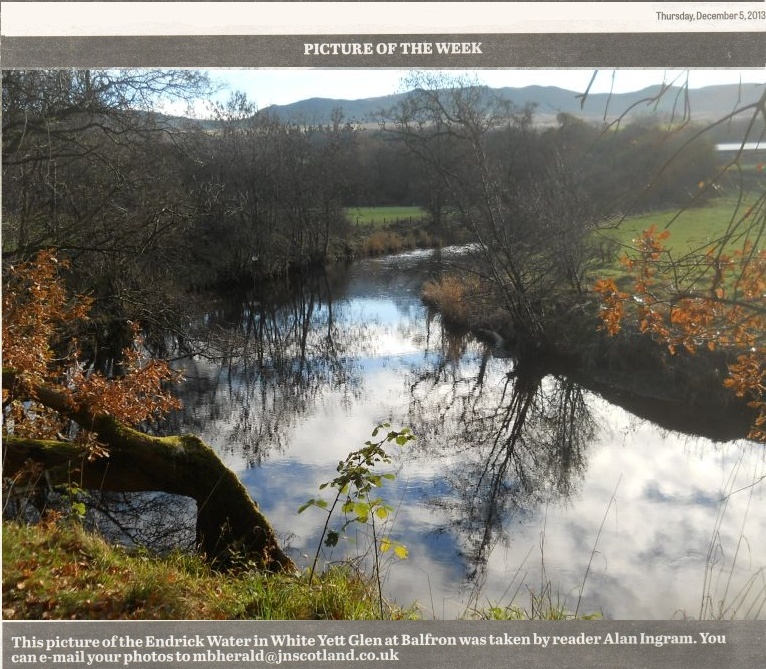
[344,206,441,257]
[2,520,417,620]
[3,520,600,621]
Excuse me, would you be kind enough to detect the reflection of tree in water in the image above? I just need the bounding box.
[88,492,197,553]
[408,323,594,592]
[167,269,370,466]
[40,268,362,552]
[5,486,197,555]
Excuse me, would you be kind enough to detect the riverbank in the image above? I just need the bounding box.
[209,215,457,291]
[421,273,756,442]
[1,520,418,620]
[2,521,593,621]
[345,214,470,260]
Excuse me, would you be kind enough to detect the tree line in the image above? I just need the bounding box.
[3,70,720,296]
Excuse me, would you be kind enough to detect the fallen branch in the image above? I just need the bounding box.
[2,371,295,571]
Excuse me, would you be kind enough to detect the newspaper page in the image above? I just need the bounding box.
[2,2,765,669]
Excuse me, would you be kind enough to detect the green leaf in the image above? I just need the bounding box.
[298,498,329,513]
[341,500,355,514]
[375,507,389,520]
[380,537,392,553]
[297,500,313,514]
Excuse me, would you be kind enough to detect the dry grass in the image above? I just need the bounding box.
[421,274,483,327]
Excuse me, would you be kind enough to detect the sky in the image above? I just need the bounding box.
[201,68,766,111]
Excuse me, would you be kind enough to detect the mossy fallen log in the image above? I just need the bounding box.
[2,372,294,571]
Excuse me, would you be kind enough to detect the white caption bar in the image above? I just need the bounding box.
[2,2,765,36]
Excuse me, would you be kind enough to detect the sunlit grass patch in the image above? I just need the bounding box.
[591,196,764,282]
[346,206,427,227]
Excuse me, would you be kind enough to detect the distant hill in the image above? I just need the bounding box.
[259,83,765,127]
[262,92,411,125]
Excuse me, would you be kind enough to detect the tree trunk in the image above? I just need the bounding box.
[2,374,294,572]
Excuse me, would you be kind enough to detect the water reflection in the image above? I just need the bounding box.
[408,347,593,583]
[170,269,368,465]
[167,249,765,619]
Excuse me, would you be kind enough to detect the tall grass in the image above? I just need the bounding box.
[358,230,406,256]
[355,229,437,257]
[698,456,766,620]
[421,275,483,327]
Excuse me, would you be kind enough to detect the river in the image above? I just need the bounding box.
[169,247,765,620]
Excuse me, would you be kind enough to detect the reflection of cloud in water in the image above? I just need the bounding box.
[467,416,765,619]
[237,379,766,619]
[219,349,761,617]
[245,458,481,618]
[172,254,765,619]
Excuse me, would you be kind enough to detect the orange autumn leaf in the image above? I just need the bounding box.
[594,229,766,442]
[2,250,181,450]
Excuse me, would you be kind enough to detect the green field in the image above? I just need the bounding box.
[606,199,758,249]
[346,206,427,227]
[592,197,763,279]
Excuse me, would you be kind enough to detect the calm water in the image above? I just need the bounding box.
[174,248,766,619]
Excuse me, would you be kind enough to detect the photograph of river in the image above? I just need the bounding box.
[3,67,764,621]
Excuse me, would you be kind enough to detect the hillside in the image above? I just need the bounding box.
[259,82,765,126]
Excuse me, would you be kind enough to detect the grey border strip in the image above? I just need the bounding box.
[4,620,766,669]
[3,33,765,68]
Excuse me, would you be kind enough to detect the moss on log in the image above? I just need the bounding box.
[2,372,295,571]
